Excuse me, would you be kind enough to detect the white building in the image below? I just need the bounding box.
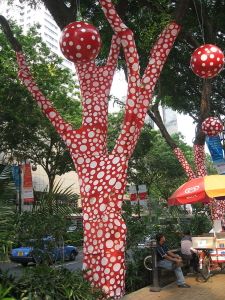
[162,107,178,135]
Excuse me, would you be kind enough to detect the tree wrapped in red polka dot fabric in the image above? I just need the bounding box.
[202,116,223,136]
[190,44,224,78]
[5,1,181,298]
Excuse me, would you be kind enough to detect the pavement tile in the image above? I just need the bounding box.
[122,274,225,300]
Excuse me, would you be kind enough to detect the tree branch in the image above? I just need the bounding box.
[188,112,198,123]
[174,0,191,25]
[42,0,76,29]
[193,79,212,146]
[182,31,200,49]
[147,104,177,149]
[190,0,214,43]
[0,15,22,51]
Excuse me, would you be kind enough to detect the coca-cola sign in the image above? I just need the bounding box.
[184,185,200,194]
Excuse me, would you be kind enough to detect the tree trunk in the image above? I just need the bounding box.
[42,0,76,29]
[193,79,212,177]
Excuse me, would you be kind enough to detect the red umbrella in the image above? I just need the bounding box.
[168,176,214,206]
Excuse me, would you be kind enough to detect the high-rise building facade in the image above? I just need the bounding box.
[162,106,178,135]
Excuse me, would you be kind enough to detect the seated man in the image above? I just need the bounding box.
[156,233,190,288]
[181,230,199,273]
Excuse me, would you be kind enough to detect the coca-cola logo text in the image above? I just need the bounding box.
[184,185,200,194]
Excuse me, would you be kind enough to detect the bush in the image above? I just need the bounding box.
[0,266,105,300]
[125,248,152,293]
[189,214,212,235]
[0,240,13,262]
[65,229,83,247]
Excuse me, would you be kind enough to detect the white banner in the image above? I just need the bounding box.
[128,185,138,205]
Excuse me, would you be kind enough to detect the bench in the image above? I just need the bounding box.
[145,245,189,289]
[158,266,177,287]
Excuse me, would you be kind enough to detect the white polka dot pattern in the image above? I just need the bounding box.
[59,21,102,63]
[173,148,196,180]
[194,144,207,177]
[190,44,224,78]
[212,198,225,220]
[100,0,181,159]
[202,117,223,136]
[15,0,181,297]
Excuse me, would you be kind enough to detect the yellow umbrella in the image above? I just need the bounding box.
[204,175,225,198]
[168,175,225,206]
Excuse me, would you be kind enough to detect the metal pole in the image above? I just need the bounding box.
[136,185,140,218]
[18,165,22,214]
[150,240,161,292]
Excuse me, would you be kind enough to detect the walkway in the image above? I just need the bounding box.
[122,273,225,300]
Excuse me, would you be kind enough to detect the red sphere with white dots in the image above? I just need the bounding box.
[59,21,102,63]
[202,117,223,136]
[190,44,224,78]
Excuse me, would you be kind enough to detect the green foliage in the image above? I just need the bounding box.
[109,115,193,201]
[107,111,124,152]
[186,204,212,236]
[78,0,172,74]
[159,2,225,119]
[0,284,15,300]
[123,214,148,249]
[0,165,16,204]
[14,183,79,253]
[0,22,82,187]
[189,214,212,235]
[0,165,17,261]
[128,129,192,199]
[65,229,83,248]
[125,248,151,293]
[0,267,104,300]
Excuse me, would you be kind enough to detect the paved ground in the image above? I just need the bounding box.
[122,273,225,300]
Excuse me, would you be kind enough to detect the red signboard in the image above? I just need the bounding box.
[22,163,34,204]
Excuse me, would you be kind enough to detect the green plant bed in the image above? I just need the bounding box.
[0,266,105,300]
[0,240,13,262]
[65,229,84,247]
[125,248,152,293]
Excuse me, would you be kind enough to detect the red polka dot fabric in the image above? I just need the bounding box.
[59,21,102,63]
[173,147,196,180]
[15,0,181,297]
[212,198,225,220]
[190,44,224,78]
[202,116,223,136]
[194,144,207,177]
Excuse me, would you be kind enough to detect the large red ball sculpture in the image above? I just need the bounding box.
[190,44,224,78]
[202,116,223,136]
[59,21,102,63]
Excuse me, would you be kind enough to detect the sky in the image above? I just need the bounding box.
[110,70,196,146]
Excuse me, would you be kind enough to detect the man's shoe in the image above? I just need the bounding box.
[178,284,191,288]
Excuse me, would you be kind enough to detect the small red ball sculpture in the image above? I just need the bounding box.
[202,116,223,136]
[59,21,101,63]
[190,44,224,78]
